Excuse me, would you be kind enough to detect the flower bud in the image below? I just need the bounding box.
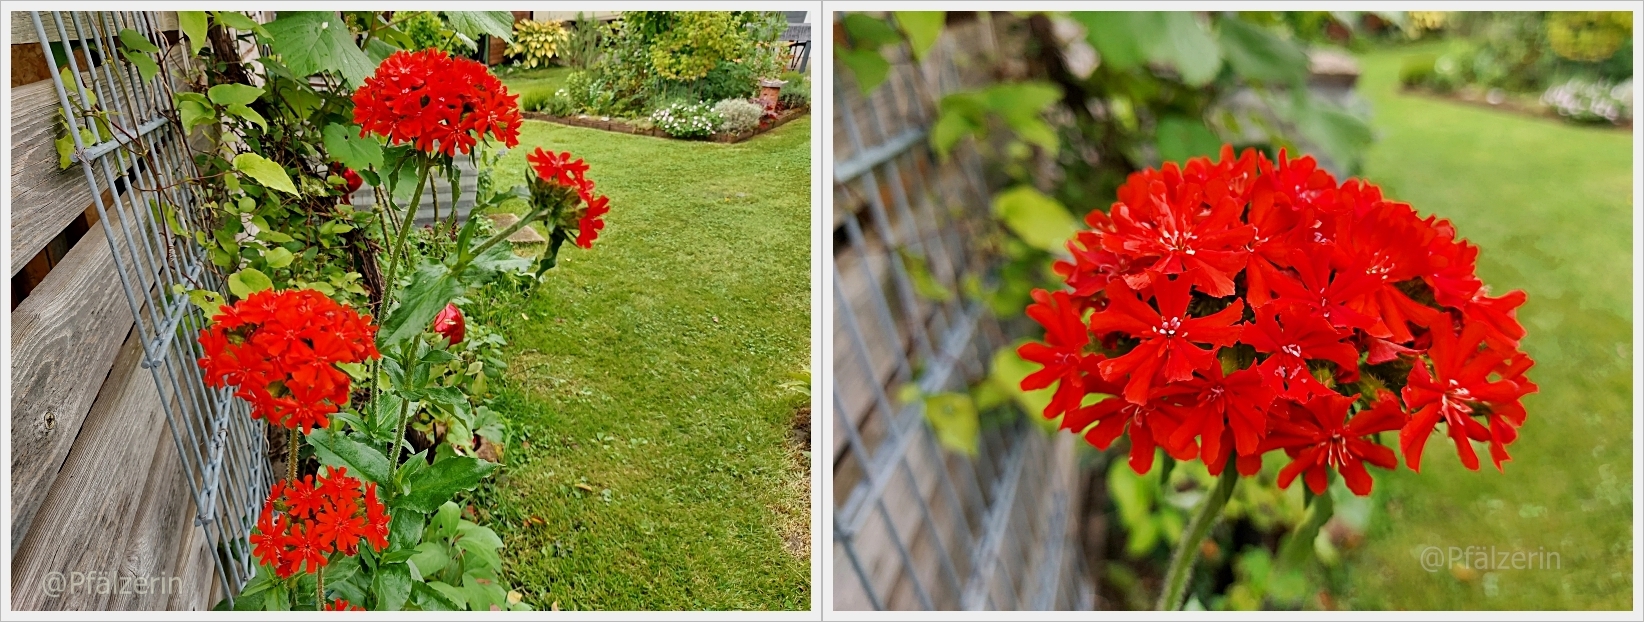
[432,302,465,346]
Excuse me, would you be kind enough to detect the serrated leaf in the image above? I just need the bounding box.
[227,268,272,298]
[894,12,945,60]
[991,185,1078,252]
[264,246,294,268]
[443,11,515,43]
[307,428,393,484]
[178,11,209,55]
[208,83,264,106]
[323,123,383,171]
[118,29,159,53]
[263,11,376,85]
[233,153,296,194]
[187,288,227,318]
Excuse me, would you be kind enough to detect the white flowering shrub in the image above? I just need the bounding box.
[650,102,724,138]
[713,98,764,133]
[1541,77,1633,124]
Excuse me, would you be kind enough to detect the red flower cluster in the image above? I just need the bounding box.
[352,49,521,157]
[1022,146,1536,496]
[198,289,380,433]
[527,147,611,249]
[326,599,366,611]
[249,466,390,578]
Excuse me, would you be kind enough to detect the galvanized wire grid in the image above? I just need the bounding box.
[831,17,1094,611]
[32,10,270,604]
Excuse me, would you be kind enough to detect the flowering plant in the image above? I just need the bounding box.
[155,10,613,611]
[650,101,724,138]
[1020,146,1536,608]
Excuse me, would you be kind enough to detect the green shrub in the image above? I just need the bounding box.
[519,88,551,112]
[713,98,763,133]
[397,11,475,55]
[506,19,567,69]
[650,101,722,138]
[545,90,575,116]
[779,71,810,108]
[1399,54,1437,89]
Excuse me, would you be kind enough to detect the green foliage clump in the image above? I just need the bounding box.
[713,98,763,133]
[650,101,723,138]
[505,19,566,69]
[397,10,476,55]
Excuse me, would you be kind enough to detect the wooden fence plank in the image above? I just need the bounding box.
[10,327,165,609]
[8,207,148,549]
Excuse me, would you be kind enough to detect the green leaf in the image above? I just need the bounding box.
[232,153,297,194]
[455,521,503,552]
[373,562,413,611]
[176,93,216,136]
[842,14,903,47]
[460,574,508,611]
[178,11,209,55]
[1147,12,1224,86]
[929,109,978,159]
[187,288,227,318]
[117,29,159,53]
[227,268,273,298]
[923,392,979,456]
[443,11,516,43]
[379,263,463,347]
[392,455,498,514]
[1294,96,1373,174]
[991,185,1078,252]
[389,509,425,549]
[1073,12,1157,71]
[409,542,450,578]
[263,11,377,85]
[306,428,392,484]
[989,341,1059,425]
[424,581,468,611]
[1217,16,1309,86]
[836,49,891,94]
[208,83,264,106]
[898,248,953,302]
[894,12,945,60]
[55,133,76,169]
[212,11,262,33]
[412,582,463,611]
[224,104,267,132]
[431,501,461,540]
[322,123,384,172]
[121,50,159,82]
[263,246,293,268]
[1155,115,1223,164]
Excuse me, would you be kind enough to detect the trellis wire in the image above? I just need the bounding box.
[831,21,1093,611]
[32,10,270,605]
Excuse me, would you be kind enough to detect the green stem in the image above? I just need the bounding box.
[387,336,423,471]
[460,206,548,270]
[1155,460,1240,611]
[287,427,299,482]
[316,566,324,611]
[382,159,432,303]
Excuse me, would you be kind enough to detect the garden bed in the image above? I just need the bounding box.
[1401,85,1632,130]
[521,104,809,143]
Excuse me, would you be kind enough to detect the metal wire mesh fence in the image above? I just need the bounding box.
[31,10,270,604]
[831,14,1094,611]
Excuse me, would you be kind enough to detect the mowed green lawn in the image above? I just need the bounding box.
[497,66,574,102]
[474,118,812,609]
[1337,45,1633,610]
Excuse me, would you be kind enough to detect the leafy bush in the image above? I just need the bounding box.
[650,101,722,138]
[518,89,550,112]
[1546,11,1632,62]
[779,71,810,108]
[689,60,759,102]
[1542,77,1633,124]
[561,14,608,70]
[397,11,476,55]
[505,19,566,69]
[544,90,575,116]
[713,98,763,133]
